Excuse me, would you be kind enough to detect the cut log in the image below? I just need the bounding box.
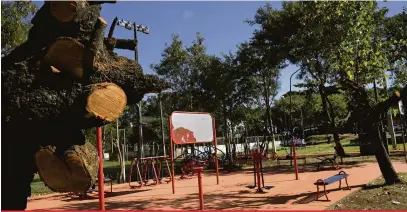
[84,82,127,123]
[50,66,61,74]
[104,37,117,51]
[104,37,136,51]
[84,17,108,75]
[35,142,98,193]
[44,37,85,78]
[2,2,168,209]
[44,15,107,79]
[2,61,168,126]
[2,2,102,67]
[49,1,87,23]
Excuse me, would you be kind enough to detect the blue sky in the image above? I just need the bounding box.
[35,1,407,100]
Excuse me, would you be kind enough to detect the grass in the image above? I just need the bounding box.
[305,134,358,144]
[276,139,360,156]
[31,175,52,195]
[328,173,407,210]
[276,139,407,156]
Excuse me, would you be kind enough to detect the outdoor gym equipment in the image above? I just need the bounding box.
[193,167,205,210]
[128,155,171,189]
[96,127,105,210]
[314,171,351,201]
[174,146,226,180]
[246,146,274,192]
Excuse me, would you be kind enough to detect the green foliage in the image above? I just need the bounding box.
[1,1,37,55]
[113,1,405,149]
[382,8,407,87]
[150,33,210,111]
[151,33,263,136]
[327,93,349,122]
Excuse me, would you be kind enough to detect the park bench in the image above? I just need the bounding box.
[314,171,350,201]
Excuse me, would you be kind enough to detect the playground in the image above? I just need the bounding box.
[27,161,407,210]
[2,1,407,211]
[26,111,407,210]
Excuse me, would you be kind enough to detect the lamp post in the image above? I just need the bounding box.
[289,68,301,166]
[159,92,166,156]
[289,68,301,137]
[116,18,150,160]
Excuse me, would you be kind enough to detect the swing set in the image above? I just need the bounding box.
[128,155,172,189]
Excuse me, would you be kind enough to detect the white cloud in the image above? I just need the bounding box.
[182,10,194,20]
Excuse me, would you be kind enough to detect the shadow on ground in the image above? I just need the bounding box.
[56,184,365,210]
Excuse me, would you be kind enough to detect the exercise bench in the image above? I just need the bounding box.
[314,171,350,201]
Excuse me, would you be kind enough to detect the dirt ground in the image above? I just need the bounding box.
[27,162,407,210]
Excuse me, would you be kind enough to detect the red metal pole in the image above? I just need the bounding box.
[169,116,176,194]
[255,152,263,192]
[193,167,204,210]
[170,139,175,194]
[96,127,105,210]
[213,118,219,185]
[292,141,299,180]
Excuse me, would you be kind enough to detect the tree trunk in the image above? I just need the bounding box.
[340,75,405,185]
[230,122,236,169]
[367,94,403,184]
[222,103,233,170]
[318,84,345,156]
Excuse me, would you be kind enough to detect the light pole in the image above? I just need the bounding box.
[159,92,166,156]
[289,68,301,167]
[116,18,150,160]
[289,68,301,137]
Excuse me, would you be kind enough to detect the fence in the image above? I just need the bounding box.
[104,135,286,161]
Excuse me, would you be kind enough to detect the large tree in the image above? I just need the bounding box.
[235,41,283,153]
[197,53,258,169]
[248,2,348,156]
[250,1,406,184]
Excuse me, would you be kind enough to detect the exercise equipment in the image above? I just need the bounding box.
[246,145,274,192]
[174,145,226,180]
[128,155,171,189]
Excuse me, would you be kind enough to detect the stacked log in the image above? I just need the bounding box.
[2,1,168,210]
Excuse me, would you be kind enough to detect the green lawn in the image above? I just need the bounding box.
[31,175,53,195]
[328,173,407,210]
[277,139,407,156]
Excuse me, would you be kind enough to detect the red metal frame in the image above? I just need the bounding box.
[129,156,171,189]
[250,148,263,193]
[169,111,219,195]
[292,141,299,180]
[193,167,204,210]
[96,127,105,210]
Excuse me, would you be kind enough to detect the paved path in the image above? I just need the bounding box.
[27,162,407,210]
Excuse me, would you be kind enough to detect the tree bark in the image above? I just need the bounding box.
[340,75,405,185]
[222,103,233,170]
[1,2,169,209]
[318,84,345,156]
